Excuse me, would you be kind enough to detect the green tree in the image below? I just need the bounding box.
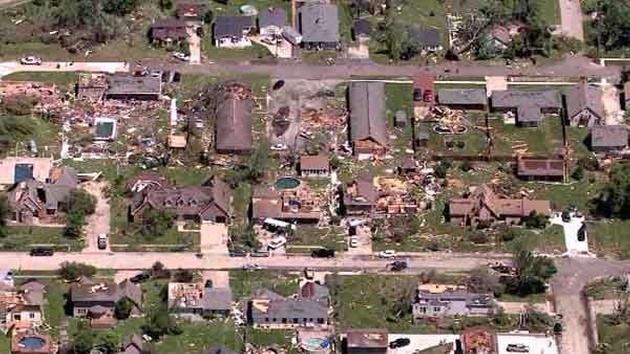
[594,163,630,219]
[114,297,133,320]
[143,304,181,339]
[505,241,557,296]
[67,189,97,216]
[96,331,119,354]
[0,195,10,238]
[159,0,173,11]
[203,10,214,24]
[522,210,549,229]
[141,209,175,238]
[378,8,407,61]
[71,325,95,354]
[588,0,630,51]
[64,210,84,239]
[571,165,584,180]
[59,261,97,281]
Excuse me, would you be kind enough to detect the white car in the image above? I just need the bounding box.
[172,52,190,61]
[270,143,287,151]
[268,236,287,250]
[20,56,42,65]
[378,250,397,258]
[349,236,358,248]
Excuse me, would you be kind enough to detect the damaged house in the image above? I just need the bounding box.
[214,83,253,154]
[168,282,232,318]
[130,176,231,224]
[516,155,565,182]
[76,74,108,101]
[0,280,45,331]
[252,185,322,223]
[0,157,53,188]
[449,184,550,227]
[490,89,561,127]
[248,283,330,329]
[566,80,605,127]
[412,284,495,321]
[348,82,388,157]
[71,278,142,329]
[7,166,78,224]
[343,177,418,216]
[105,75,162,101]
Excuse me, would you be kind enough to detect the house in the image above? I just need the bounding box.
[119,334,145,354]
[70,278,142,328]
[167,282,232,318]
[298,3,339,50]
[491,89,561,127]
[252,185,322,223]
[413,73,435,106]
[76,73,108,101]
[343,179,377,216]
[130,177,230,224]
[282,26,302,46]
[0,280,45,331]
[150,18,188,45]
[0,157,53,187]
[345,328,388,354]
[436,88,488,110]
[248,287,330,329]
[105,75,162,101]
[566,80,605,127]
[412,284,495,321]
[406,27,442,53]
[94,116,117,141]
[352,19,372,41]
[176,2,200,20]
[488,23,524,49]
[299,155,330,177]
[7,166,78,224]
[215,84,253,154]
[258,8,287,37]
[516,156,565,182]
[213,16,253,48]
[414,131,430,149]
[449,184,551,227]
[590,125,629,152]
[126,171,169,193]
[349,82,388,157]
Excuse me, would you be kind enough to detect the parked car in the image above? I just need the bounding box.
[242,264,261,271]
[20,56,42,65]
[97,233,107,250]
[172,52,190,61]
[30,247,53,256]
[268,236,287,250]
[250,251,270,257]
[378,250,397,258]
[388,260,407,272]
[389,338,411,349]
[304,267,314,280]
[130,271,151,283]
[349,236,358,248]
[506,344,529,353]
[204,279,213,288]
[229,250,247,257]
[311,248,335,258]
[270,143,288,151]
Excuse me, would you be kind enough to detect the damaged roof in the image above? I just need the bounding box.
[298,3,339,43]
[106,75,162,97]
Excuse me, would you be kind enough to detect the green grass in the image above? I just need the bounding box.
[528,178,602,211]
[385,83,414,157]
[597,314,630,354]
[589,220,630,260]
[152,321,244,354]
[3,115,61,158]
[491,116,564,156]
[496,291,547,303]
[2,225,83,251]
[585,277,628,300]
[287,225,346,252]
[1,71,80,89]
[246,328,297,354]
[229,270,299,300]
[158,166,209,186]
[0,332,9,353]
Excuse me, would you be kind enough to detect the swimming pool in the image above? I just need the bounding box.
[274,177,301,190]
[18,336,46,350]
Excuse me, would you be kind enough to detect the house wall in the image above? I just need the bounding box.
[261,25,282,37]
[517,120,540,128]
[570,109,601,127]
[7,309,43,325]
[106,93,160,101]
[253,316,328,329]
[73,301,116,317]
[442,103,487,111]
[300,168,329,178]
[215,36,252,48]
[302,41,338,50]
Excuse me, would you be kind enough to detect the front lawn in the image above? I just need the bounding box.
[589,220,630,260]
[229,270,299,300]
[2,225,83,251]
[597,314,630,354]
[287,225,346,252]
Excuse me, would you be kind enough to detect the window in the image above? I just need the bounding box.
[29,313,35,319]
[272,318,276,322]
[293,318,298,324]
[282,318,287,324]
[419,306,427,313]
[433,307,441,312]
[265,318,269,322]
[317,318,324,324]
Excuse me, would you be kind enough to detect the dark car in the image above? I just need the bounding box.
[506,344,529,353]
[389,338,411,349]
[389,261,408,272]
[204,279,213,288]
[130,271,151,284]
[311,248,335,258]
[30,247,53,256]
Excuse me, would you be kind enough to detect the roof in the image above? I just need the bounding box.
[214,15,253,38]
[203,287,233,311]
[344,179,378,206]
[349,82,388,147]
[353,19,372,36]
[71,280,142,306]
[346,329,389,349]
[566,81,605,120]
[0,157,53,185]
[492,89,560,123]
[449,184,550,218]
[300,155,329,171]
[437,88,487,105]
[416,286,494,309]
[250,297,329,322]
[125,171,169,192]
[490,25,512,45]
[106,75,162,97]
[300,282,329,302]
[407,27,440,47]
[590,125,629,148]
[122,334,144,354]
[298,3,339,43]
[258,8,287,29]
[151,18,188,41]
[517,157,564,177]
[48,166,78,186]
[215,91,253,152]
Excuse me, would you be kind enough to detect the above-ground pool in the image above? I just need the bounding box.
[301,337,331,353]
[275,177,301,190]
[18,336,46,350]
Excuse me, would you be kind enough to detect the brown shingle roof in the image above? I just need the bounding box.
[349,82,388,148]
[591,125,629,149]
[566,81,605,120]
[517,157,564,177]
[215,93,253,153]
[300,155,329,171]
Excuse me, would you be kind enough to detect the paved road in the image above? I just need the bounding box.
[559,0,585,41]
[1,251,509,272]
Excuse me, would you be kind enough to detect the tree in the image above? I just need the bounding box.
[505,241,557,296]
[63,210,84,239]
[67,189,97,216]
[245,140,272,183]
[173,269,194,283]
[159,0,173,11]
[522,210,549,229]
[97,331,119,354]
[59,262,96,281]
[0,195,10,238]
[203,10,214,24]
[141,209,175,238]
[378,8,407,61]
[71,325,95,354]
[593,163,630,219]
[587,0,630,51]
[143,304,181,340]
[114,297,134,320]
[468,267,503,295]
[571,165,584,181]
[1,95,39,115]
[229,223,261,251]
[151,261,171,279]
[434,160,451,178]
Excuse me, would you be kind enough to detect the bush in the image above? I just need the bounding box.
[114,298,133,320]
[460,161,472,172]
[469,231,489,244]
[172,269,194,283]
[59,262,96,281]
[151,261,171,279]
[571,165,584,180]
[143,304,181,340]
[500,228,518,242]
[141,209,175,239]
[522,210,549,229]
[456,140,465,149]
[434,161,451,178]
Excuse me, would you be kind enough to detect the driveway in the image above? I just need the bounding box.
[201,270,230,288]
[559,0,584,41]
[199,223,228,255]
[82,181,110,252]
[346,225,372,255]
[186,26,201,64]
[550,212,590,256]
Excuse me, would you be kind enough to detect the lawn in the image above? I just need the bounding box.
[0,332,9,353]
[246,328,298,354]
[597,314,630,354]
[384,83,414,158]
[527,178,603,212]
[151,321,244,353]
[229,270,300,300]
[1,71,81,87]
[2,115,62,159]
[157,166,210,186]
[491,116,564,156]
[2,225,83,251]
[585,276,628,300]
[589,220,630,260]
[287,225,346,252]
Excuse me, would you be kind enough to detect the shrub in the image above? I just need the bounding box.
[59,262,96,281]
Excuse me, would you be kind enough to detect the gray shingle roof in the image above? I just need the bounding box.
[407,27,440,47]
[298,3,339,43]
[215,95,253,153]
[349,82,388,147]
[437,88,487,105]
[203,287,233,311]
[214,15,253,39]
[566,81,605,120]
[491,89,560,123]
[258,8,287,29]
[591,125,629,148]
[107,75,162,96]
